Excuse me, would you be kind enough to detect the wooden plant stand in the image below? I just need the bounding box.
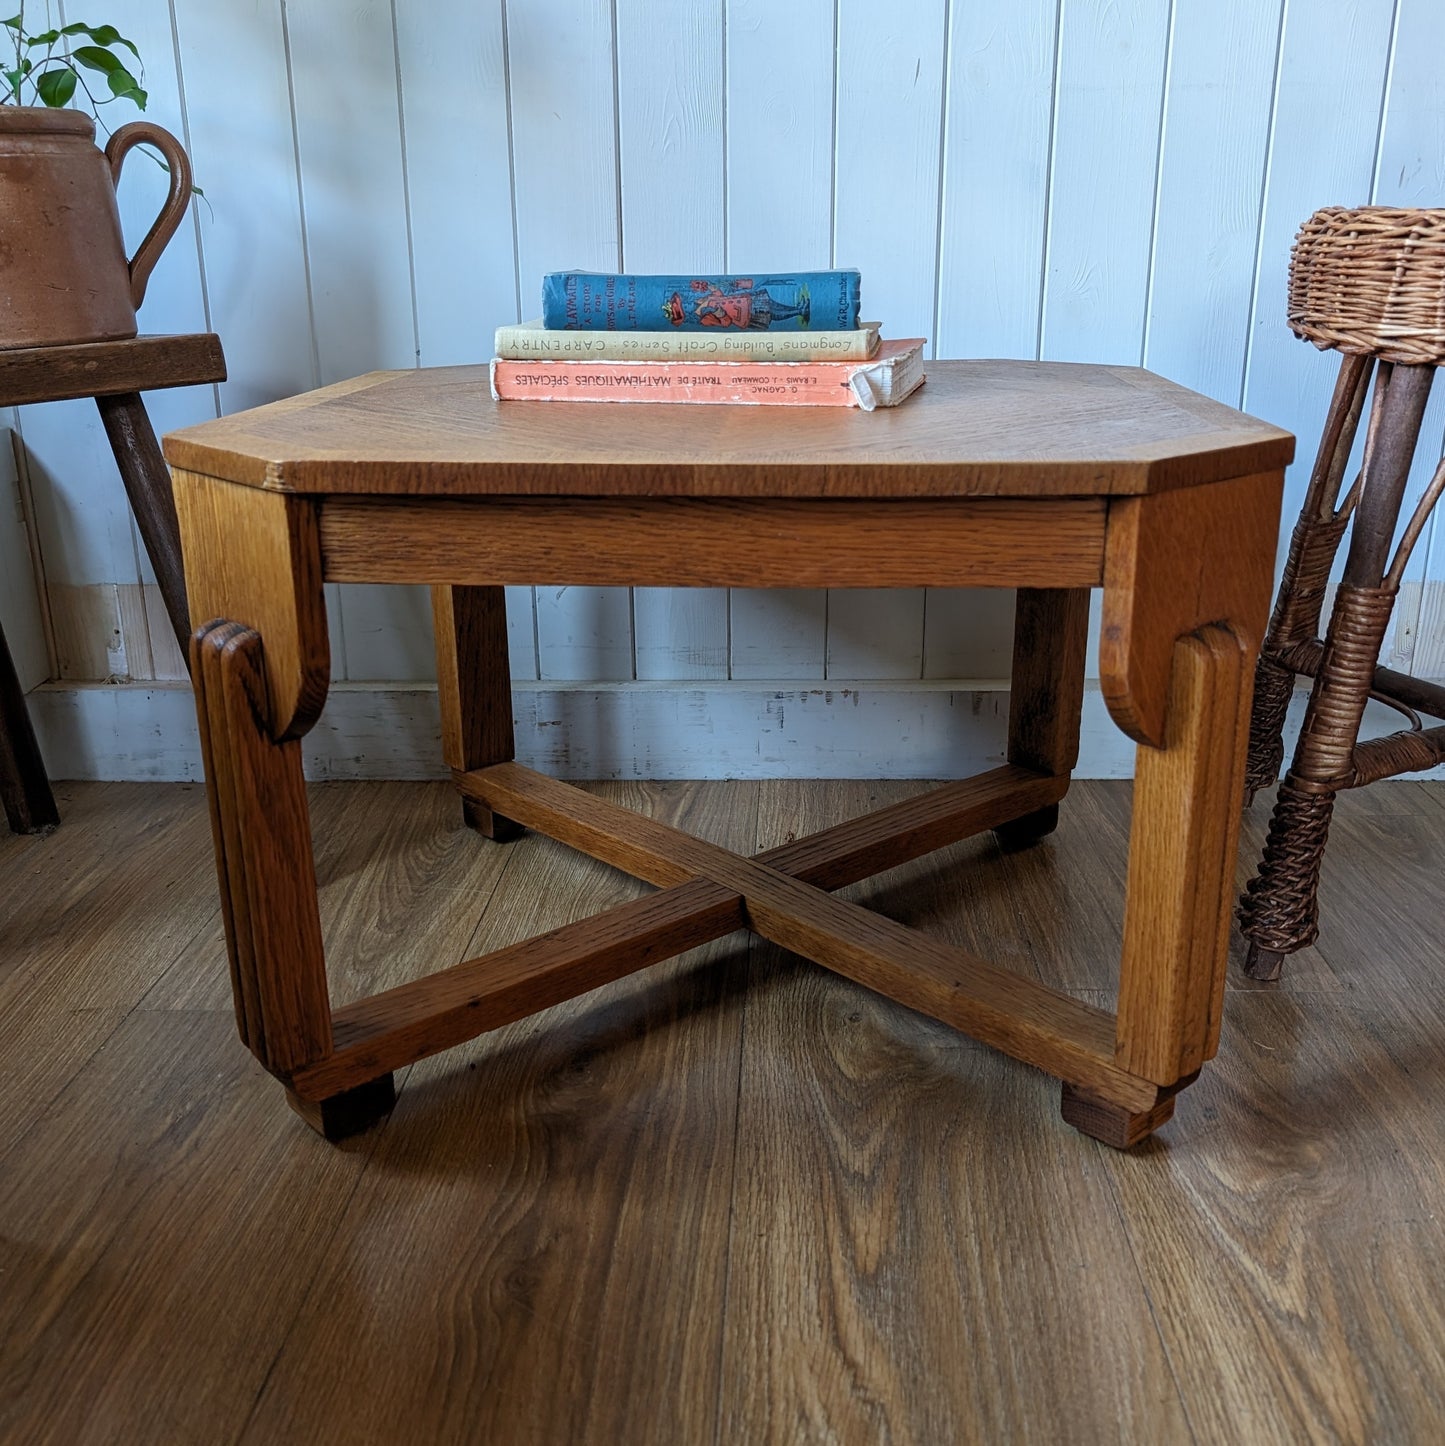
[164,362,1292,1148]
[0,335,226,832]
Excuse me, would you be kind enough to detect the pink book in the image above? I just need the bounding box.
[489,338,926,410]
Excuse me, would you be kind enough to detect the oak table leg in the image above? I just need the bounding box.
[1069,472,1282,1145]
[177,472,396,1139]
[994,587,1090,849]
[432,584,522,839]
[1069,626,1254,1144]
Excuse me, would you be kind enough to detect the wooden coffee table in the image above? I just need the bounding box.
[163,361,1292,1148]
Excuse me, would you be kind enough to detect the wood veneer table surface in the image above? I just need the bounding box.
[162,359,1294,497]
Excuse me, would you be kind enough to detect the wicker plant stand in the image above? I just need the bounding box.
[1240,207,1445,980]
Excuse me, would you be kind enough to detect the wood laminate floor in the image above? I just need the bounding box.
[1,777,1443,1445]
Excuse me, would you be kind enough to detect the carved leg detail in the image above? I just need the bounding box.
[191,621,333,1077]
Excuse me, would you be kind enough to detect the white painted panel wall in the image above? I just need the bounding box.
[1041,0,1170,365]
[13,0,1445,781]
[828,0,945,682]
[725,0,834,679]
[508,1,631,685]
[394,0,535,681]
[617,0,729,683]
[1373,0,1445,677]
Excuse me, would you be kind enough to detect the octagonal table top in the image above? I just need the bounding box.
[162,359,1294,499]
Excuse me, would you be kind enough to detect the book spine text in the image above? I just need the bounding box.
[490,358,866,406]
[494,324,877,362]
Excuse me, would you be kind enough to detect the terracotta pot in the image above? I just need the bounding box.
[0,106,192,350]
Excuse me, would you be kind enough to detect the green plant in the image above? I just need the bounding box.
[3,5,205,200]
[3,6,147,113]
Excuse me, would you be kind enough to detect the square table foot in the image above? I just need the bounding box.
[286,1073,396,1142]
[1060,1078,1191,1149]
[991,803,1060,851]
[461,797,524,842]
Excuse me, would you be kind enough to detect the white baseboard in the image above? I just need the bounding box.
[28,678,1135,781]
[26,678,1442,784]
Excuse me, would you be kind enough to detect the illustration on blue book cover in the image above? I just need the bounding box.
[541,270,861,332]
[662,278,812,329]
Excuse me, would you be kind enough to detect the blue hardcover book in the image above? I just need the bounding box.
[541,270,861,332]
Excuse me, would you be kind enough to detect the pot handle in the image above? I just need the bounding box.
[104,122,193,313]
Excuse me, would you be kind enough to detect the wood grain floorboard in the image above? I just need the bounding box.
[0,782,218,1156]
[718,781,1191,1444]
[1097,992,1445,1444]
[142,780,512,1012]
[239,781,758,1446]
[2,779,1443,1443]
[0,1009,383,1446]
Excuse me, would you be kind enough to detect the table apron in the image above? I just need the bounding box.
[315,495,1107,589]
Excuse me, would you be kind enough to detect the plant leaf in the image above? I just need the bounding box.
[34,67,78,106]
[109,72,146,109]
[2,15,24,31]
[73,24,142,60]
[72,44,124,74]
[26,30,62,46]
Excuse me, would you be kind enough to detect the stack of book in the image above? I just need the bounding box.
[489,269,925,410]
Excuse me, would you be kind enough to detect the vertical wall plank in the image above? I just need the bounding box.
[171,0,316,414]
[617,0,729,682]
[834,0,946,341]
[285,0,415,381]
[923,589,1017,680]
[509,0,631,682]
[534,585,633,683]
[1240,0,1397,575]
[726,0,835,680]
[932,0,1059,682]
[394,0,537,680]
[726,0,834,270]
[285,0,434,686]
[828,0,946,682]
[1145,0,1283,403]
[935,0,1058,361]
[731,590,827,680]
[827,591,925,680]
[395,0,518,367]
[634,590,729,681]
[1370,0,1445,679]
[1040,0,1171,364]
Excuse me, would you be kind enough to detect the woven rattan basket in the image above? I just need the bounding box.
[1288,206,1445,366]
